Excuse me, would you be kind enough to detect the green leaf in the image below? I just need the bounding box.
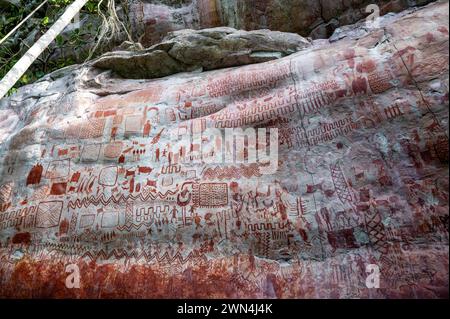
[56,34,64,46]
[19,74,28,84]
[41,16,49,26]
[7,87,17,97]
[35,70,45,78]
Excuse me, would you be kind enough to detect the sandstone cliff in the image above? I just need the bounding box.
[0,1,448,298]
[129,0,436,45]
[25,0,438,67]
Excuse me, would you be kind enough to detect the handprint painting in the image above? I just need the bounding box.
[0,0,448,299]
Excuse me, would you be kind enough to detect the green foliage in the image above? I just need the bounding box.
[0,0,105,96]
[41,16,50,26]
[85,0,99,13]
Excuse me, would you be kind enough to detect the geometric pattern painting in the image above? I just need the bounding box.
[0,1,448,299]
[198,183,228,207]
[36,201,63,228]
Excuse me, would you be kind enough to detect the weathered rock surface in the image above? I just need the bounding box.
[93,27,311,79]
[33,0,438,67]
[0,1,448,298]
[129,0,437,46]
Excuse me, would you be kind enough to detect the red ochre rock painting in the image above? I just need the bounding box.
[0,2,448,298]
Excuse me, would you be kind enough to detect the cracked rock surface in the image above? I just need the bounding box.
[0,1,448,298]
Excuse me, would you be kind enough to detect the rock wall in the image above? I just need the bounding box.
[26,0,437,67]
[0,1,448,298]
[129,0,436,46]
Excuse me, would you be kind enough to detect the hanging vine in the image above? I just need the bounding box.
[0,0,132,96]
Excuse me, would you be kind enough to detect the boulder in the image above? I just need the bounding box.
[92,27,311,79]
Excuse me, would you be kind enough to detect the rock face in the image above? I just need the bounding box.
[129,0,437,46]
[26,0,437,68]
[93,27,311,79]
[0,1,448,298]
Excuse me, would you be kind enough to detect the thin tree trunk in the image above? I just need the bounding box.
[0,0,89,99]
